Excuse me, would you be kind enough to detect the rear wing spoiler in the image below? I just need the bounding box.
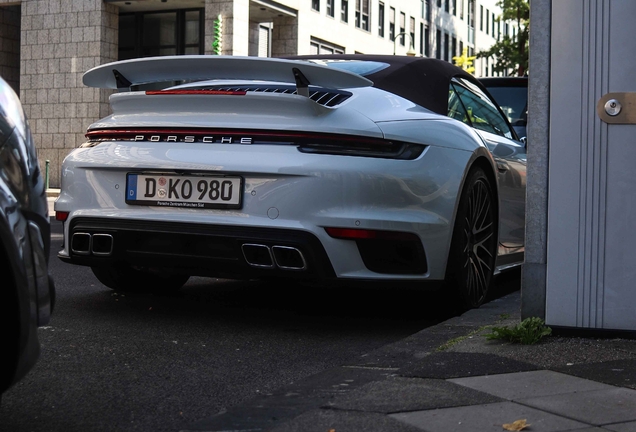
[82,55,373,94]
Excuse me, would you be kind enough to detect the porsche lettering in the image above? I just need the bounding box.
[132,135,252,144]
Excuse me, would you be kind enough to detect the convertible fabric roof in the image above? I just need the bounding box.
[287,54,480,115]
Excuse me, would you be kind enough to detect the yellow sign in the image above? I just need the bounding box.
[452,47,476,74]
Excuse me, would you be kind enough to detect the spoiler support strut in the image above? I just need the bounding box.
[292,67,310,97]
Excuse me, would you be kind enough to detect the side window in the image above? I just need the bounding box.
[452,78,514,139]
[448,85,471,126]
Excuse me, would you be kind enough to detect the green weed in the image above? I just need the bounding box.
[485,317,552,345]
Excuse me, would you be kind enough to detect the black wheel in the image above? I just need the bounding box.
[91,264,190,293]
[445,166,498,309]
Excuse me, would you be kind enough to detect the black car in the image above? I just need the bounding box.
[479,77,528,142]
[0,76,55,398]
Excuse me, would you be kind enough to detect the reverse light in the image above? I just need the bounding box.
[55,211,69,222]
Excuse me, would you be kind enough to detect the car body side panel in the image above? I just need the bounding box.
[56,141,473,280]
[477,130,527,249]
[0,181,41,393]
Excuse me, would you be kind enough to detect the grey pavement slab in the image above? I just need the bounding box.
[389,401,589,432]
[520,387,636,426]
[270,409,425,432]
[604,421,636,432]
[449,370,613,400]
[324,376,501,413]
[555,359,636,390]
[184,366,389,431]
[401,352,539,379]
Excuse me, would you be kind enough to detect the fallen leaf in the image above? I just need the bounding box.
[503,419,530,431]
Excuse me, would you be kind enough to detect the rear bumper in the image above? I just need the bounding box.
[60,217,337,280]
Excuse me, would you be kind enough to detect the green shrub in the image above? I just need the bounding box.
[485,317,552,345]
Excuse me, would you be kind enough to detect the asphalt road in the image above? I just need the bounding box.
[0,219,477,432]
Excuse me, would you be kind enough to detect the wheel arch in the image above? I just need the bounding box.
[443,148,500,273]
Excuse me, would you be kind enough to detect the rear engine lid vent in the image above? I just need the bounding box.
[197,84,352,107]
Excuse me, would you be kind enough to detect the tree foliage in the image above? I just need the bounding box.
[477,0,529,76]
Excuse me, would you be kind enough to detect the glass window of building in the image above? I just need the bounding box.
[119,9,203,60]
[486,9,489,34]
[468,0,474,27]
[310,37,345,54]
[326,0,334,17]
[424,25,430,56]
[389,7,395,40]
[312,0,320,11]
[378,2,385,37]
[436,29,441,59]
[443,32,449,61]
[409,16,415,48]
[479,4,483,31]
[399,12,405,45]
[355,0,370,30]
[341,0,349,22]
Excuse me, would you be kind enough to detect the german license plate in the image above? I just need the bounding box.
[126,173,242,209]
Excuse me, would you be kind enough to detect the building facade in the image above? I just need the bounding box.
[0,0,514,187]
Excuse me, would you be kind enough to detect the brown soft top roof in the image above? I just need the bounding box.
[286,54,482,115]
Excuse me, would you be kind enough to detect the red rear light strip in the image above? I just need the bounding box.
[85,129,392,146]
[145,90,247,96]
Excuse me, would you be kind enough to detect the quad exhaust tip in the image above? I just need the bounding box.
[92,234,114,256]
[242,244,306,270]
[272,246,306,270]
[241,244,274,268]
[71,232,113,256]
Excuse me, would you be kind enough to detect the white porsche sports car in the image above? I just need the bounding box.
[55,54,525,308]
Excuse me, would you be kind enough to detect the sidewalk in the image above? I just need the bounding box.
[184,291,636,432]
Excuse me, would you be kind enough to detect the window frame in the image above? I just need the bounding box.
[451,77,515,139]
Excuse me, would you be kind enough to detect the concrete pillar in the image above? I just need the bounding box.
[271,15,298,57]
[521,0,551,320]
[205,0,250,56]
[18,0,118,188]
[248,20,260,57]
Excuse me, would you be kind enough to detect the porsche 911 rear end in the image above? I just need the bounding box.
[56,56,479,294]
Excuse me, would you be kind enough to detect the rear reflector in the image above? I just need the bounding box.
[55,211,69,222]
[325,227,419,241]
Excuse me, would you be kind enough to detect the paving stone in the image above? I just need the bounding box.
[270,409,425,432]
[401,352,539,379]
[520,387,636,426]
[555,359,636,390]
[389,401,588,432]
[449,370,612,400]
[324,376,501,413]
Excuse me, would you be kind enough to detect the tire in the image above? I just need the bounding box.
[445,166,498,309]
[91,264,190,293]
